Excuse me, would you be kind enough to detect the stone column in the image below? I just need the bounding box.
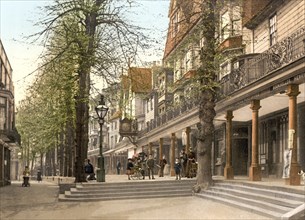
[159,138,163,162]
[286,84,301,185]
[148,142,153,155]
[224,110,234,179]
[249,100,262,181]
[185,127,191,154]
[133,148,137,155]
[170,133,176,176]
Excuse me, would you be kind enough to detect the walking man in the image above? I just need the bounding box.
[146,154,155,180]
[116,161,121,175]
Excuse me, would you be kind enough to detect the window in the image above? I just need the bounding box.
[171,12,180,38]
[220,6,241,41]
[174,59,182,81]
[221,10,230,40]
[0,97,6,130]
[146,99,149,113]
[150,98,153,110]
[220,62,230,79]
[184,47,192,72]
[232,60,239,70]
[269,14,277,46]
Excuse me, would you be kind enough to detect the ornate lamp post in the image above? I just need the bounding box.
[95,95,109,182]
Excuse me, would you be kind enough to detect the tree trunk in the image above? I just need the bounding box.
[74,2,101,183]
[40,152,43,175]
[194,0,217,192]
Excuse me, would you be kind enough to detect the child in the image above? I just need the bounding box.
[174,158,182,180]
[126,158,134,180]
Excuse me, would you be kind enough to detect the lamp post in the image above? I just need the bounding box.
[95,95,109,182]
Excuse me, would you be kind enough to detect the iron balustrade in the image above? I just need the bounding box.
[221,26,305,95]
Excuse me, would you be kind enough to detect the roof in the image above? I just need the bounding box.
[163,0,202,61]
[122,67,152,93]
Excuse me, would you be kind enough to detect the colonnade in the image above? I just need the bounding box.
[139,84,301,185]
[223,84,301,185]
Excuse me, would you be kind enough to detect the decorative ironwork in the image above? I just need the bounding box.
[222,26,305,96]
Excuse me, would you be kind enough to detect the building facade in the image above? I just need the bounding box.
[95,0,305,185]
[0,39,20,186]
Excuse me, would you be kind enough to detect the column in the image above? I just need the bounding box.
[249,100,262,181]
[159,138,163,163]
[286,84,301,185]
[185,127,191,154]
[148,142,153,155]
[133,148,136,155]
[224,110,234,179]
[170,133,176,176]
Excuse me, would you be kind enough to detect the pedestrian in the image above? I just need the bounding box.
[180,148,187,177]
[186,149,196,178]
[146,154,155,179]
[141,153,148,179]
[22,166,30,187]
[116,161,121,175]
[159,155,167,177]
[84,159,95,181]
[37,169,42,182]
[174,158,182,180]
[126,158,134,180]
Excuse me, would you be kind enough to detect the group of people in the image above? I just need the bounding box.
[126,153,168,180]
[174,148,197,180]
[126,149,196,181]
[84,148,196,182]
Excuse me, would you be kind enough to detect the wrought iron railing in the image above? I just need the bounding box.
[221,26,305,95]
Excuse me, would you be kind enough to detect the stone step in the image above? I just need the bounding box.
[214,180,303,194]
[77,179,196,188]
[66,188,192,198]
[196,193,282,219]
[71,184,192,194]
[59,179,196,202]
[195,181,304,219]
[210,186,302,208]
[203,189,291,214]
[215,182,305,202]
[59,191,192,202]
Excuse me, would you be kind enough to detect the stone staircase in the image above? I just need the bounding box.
[58,179,196,202]
[195,180,305,219]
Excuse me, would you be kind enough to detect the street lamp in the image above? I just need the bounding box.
[95,94,109,182]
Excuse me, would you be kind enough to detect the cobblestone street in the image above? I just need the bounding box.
[0,176,269,220]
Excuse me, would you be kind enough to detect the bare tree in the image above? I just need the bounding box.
[31,0,147,182]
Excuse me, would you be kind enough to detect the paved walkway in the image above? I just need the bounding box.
[1,175,304,220]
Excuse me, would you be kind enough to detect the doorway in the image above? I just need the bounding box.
[232,139,248,175]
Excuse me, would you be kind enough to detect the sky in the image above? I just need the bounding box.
[0,0,170,105]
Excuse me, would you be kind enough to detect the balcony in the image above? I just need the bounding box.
[218,35,243,52]
[0,128,21,144]
[220,26,305,96]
